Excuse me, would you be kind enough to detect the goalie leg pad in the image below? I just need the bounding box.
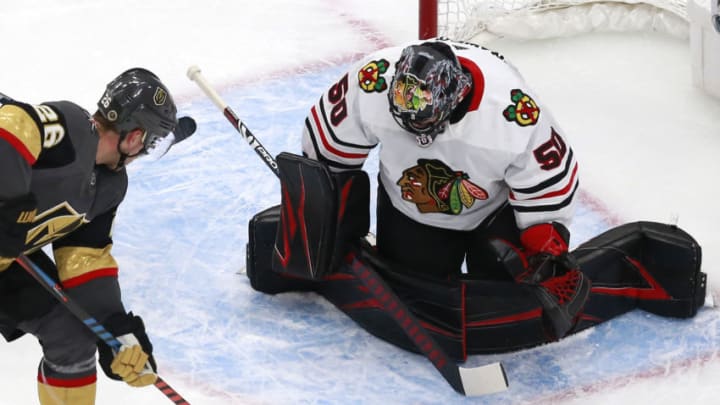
[573,221,705,320]
[271,152,369,279]
[319,243,467,361]
[246,205,317,294]
[322,244,559,358]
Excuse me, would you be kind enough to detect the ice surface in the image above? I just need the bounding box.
[1,1,719,404]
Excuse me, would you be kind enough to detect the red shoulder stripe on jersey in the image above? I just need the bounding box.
[310,105,369,159]
[37,374,97,387]
[62,267,119,288]
[0,127,37,165]
[457,56,485,112]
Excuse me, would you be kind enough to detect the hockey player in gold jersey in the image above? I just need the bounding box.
[0,68,195,404]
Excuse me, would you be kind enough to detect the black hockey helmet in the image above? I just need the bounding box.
[97,67,177,154]
[388,41,471,145]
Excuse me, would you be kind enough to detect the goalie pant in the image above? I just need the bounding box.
[247,203,706,360]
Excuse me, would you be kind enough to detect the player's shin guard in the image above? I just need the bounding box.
[37,379,96,405]
[573,221,706,324]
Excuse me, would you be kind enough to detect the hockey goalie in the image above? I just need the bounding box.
[245,38,707,361]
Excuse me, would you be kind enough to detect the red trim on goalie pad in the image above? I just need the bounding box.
[420,320,462,339]
[62,268,118,288]
[461,282,467,360]
[37,374,97,387]
[579,313,604,323]
[341,298,382,311]
[466,307,543,327]
[275,187,297,268]
[297,176,311,272]
[337,177,354,220]
[590,257,672,300]
[323,273,357,281]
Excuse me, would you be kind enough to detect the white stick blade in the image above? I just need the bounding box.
[458,362,509,396]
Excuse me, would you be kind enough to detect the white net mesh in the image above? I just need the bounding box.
[437,0,691,41]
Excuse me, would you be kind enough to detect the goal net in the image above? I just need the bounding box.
[421,0,691,42]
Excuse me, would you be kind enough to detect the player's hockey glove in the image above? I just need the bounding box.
[0,194,37,271]
[491,222,590,339]
[97,312,158,387]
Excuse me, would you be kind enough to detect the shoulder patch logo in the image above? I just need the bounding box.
[358,59,390,93]
[396,159,488,215]
[503,89,540,126]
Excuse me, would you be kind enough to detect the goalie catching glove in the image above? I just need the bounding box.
[97,312,158,387]
[491,222,591,339]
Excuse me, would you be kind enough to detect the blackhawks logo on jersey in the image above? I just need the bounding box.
[503,89,540,126]
[397,159,488,215]
[358,59,390,93]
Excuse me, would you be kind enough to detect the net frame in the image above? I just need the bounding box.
[421,0,692,41]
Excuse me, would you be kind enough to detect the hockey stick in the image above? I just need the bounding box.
[186,66,509,396]
[15,254,191,405]
[186,66,279,177]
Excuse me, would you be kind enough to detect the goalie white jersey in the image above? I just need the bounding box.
[302,39,579,231]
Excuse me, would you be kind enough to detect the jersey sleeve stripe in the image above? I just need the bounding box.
[510,163,578,202]
[0,104,43,164]
[304,118,364,170]
[511,148,575,195]
[317,98,374,150]
[62,267,119,288]
[0,128,38,164]
[310,105,369,159]
[53,245,119,284]
[511,181,579,213]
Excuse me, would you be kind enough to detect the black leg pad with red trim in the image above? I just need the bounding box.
[270,153,369,280]
[573,221,705,321]
[247,204,318,294]
[320,242,467,360]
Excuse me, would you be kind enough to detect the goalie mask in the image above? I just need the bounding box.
[97,68,178,160]
[388,41,471,147]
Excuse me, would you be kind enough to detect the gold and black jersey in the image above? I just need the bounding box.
[0,99,127,285]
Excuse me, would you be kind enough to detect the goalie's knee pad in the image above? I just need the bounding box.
[574,221,706,319]
[271,152,370,279]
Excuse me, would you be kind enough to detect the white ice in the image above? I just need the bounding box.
[1,1,719,404]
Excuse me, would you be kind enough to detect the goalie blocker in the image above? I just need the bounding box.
[246,155,707,358]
